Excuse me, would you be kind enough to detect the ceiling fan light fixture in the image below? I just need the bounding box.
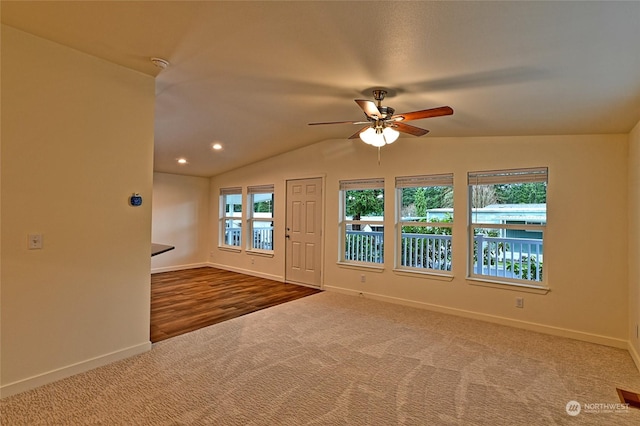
[359,127,382,146]
[309,88,453,147]
[382,127,399,144]
[359,126,398,147]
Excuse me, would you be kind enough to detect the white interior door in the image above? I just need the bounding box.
[285,178,323,288]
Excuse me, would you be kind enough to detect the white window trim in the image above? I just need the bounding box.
[339,178,385,265]
[246,185,275,254]
[395,174,454,276]
[467,167,548,289]
[219,187,243,250]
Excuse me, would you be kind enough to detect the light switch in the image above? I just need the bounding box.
[28,234,43,250]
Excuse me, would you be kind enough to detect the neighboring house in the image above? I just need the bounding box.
[429,204,545,225]
[430,204,545,240]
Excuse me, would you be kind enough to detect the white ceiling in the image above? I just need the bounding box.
[2,1,640,177]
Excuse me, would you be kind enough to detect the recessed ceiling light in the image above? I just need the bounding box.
[177,158,188,164]
[212,143,223,150]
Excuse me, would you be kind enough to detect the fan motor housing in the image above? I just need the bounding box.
[376,106,395,119]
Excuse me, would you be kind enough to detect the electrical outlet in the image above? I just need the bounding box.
[636,324,639,339]
[28,234,43,250]
[251,258,255,265]
[360,274,366,283]
[515,297,524,308]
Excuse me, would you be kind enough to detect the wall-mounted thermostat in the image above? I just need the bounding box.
[130,193,143,206]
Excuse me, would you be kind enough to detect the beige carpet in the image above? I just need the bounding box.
[2,292,640,425]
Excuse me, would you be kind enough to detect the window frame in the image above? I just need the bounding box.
[395,173,454,276]
[247,184,275,255]
[219,187,243,250]
[339,178,385,266]
[467,167,548,289]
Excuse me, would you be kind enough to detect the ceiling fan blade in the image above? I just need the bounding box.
[348,126,371,139]
[308,120,368,126]
[355,99,382,118]
[391,106,454,122]
[394,122,430,137]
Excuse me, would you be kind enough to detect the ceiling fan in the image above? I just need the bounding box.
[308,89,454,147]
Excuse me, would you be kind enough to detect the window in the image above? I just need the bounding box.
[247,185,274,253]
[468,167,547,286]
[396,174,454,274]
[220,187,242,248]
[339,178,385,265]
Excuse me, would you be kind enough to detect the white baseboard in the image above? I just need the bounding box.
[325,286,629,350]
[207,262,284,282]
[0,342,151,399]
[629,342,640,373]
[151,262,209,274]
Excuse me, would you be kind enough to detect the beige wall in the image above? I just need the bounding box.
[629,119,640,367]
[211,133,630,347]
[151,173,210,272]
[0,26,155,396]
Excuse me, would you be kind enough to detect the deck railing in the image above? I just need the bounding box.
[400,233,452,271]
[345,230,543,281]
[227,227,543,281]
[225,227,274,251]
[474,233,543,281]
[224,228,241,246]
[344,230,384,263]
[252,227,273,250]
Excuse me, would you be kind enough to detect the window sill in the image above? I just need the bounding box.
[393,268,454,282]
[336,261,384,273]
[218,246,242,253]
[246,250,274,258]
[466,277,550,294]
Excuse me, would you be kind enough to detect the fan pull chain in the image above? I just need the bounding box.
[378,147,381,165]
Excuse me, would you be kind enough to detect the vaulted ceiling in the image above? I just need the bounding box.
[2,1,639,177]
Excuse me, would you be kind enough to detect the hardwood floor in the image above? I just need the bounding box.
[150,267,321,343]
